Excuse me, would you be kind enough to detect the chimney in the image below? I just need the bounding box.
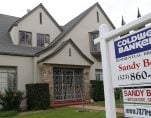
[27,9,31,13]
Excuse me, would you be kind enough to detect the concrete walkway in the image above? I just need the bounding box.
[70,105,123,113]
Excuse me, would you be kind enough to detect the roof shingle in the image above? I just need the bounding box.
[0,14,19,45]
[0,14,44,56]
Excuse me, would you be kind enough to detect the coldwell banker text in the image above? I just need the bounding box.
[114,28,151,58]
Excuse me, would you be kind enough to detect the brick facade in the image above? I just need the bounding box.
[39,64,54,102]
[83,67,91,102]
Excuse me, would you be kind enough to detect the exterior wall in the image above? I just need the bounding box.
[62,6,113,80]
[90,61,103,80]
[10,7,61,47]
[0,55,34,108]
[43,43,91,66]
[64,7,113,58]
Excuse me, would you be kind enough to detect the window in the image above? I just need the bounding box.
[37,33,50,47]
[40,12,42,24]
[0,67,17,93]
[97,11,99,23]
[45,34,50,44]
[19,31,32,46]
[89,31,100,52]
[95,69,103,81]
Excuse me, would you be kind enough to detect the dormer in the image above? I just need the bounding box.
[9,3,62,47]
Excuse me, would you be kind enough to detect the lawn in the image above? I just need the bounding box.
[94,99,123,108]
[0,99,124,118]
[0,107,106,118]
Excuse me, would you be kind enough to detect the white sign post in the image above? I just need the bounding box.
[96,25,117,118]
[95,13,151,118]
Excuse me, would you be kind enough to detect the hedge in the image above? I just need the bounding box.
[90,80,104,101]
[26,83,50,110]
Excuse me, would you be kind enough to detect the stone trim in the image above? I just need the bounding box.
[39,64,54,102]
[83,67,91,102]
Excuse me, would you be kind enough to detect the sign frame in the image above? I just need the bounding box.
[95,13,151,118]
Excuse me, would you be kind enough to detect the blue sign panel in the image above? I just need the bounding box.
[114,27,151,58]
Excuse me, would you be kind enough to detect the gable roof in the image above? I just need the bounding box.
[0,14,42,57]
[0,3,63,57]
[0,2,115,57]
[9,3,62,32]
[38,39,94,65]
[37,2,115,55]
[63,2,115,31]
[0,14,19,45]
[0,44,41,57]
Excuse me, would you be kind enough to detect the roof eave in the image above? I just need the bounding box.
[0,52,36,57]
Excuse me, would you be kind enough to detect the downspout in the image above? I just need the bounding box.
[33,57,38,83]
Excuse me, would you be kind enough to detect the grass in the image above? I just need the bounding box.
[0,99,124,118]
[115,99,123,108]
[94,99,123,108]
[0,111,18,118]
[0,107,124,118]
[0,107,106,118]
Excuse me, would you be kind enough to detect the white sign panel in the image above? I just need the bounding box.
[124,104,151,118]
[122,88,151,103]
[109,26,151,88]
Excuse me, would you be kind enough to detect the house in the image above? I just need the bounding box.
[0,2,115,108]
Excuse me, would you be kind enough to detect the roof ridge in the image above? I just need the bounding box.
[8,3,62,32]
[63,2,98,28]
[0,13,19,19]
[96,3,115,29]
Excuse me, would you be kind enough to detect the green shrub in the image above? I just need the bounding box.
[115,88,122,99]
[26,83,50,110]
[90,80,104,101]
[0,89,24,111]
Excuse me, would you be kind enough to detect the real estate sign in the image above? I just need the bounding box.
[109,26,151,88]
[124,104,151,118]
[122,88,151,103]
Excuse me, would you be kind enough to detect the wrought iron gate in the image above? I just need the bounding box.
[53,68,83,101]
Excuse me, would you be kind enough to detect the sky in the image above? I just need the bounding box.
[0,0,151,28]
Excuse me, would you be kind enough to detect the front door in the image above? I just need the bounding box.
[53,68,83,101]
